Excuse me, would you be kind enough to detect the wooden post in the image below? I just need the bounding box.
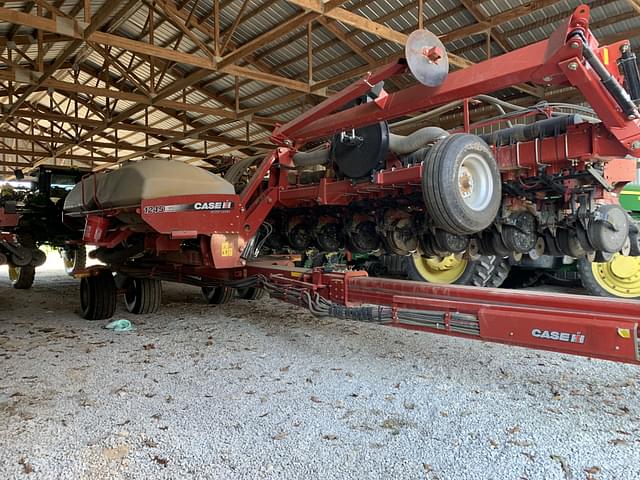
[307,22,313,84]
[235,76,240,113]
[150,3,155,94]
[486,30,491,59]
[214,0,220,57]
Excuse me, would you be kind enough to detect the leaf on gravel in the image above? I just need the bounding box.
[143,343,156,350]
[508,439,532,447]
[489,439,499,449]
[280,366,290,372]
[404,402,415,410]
[18,457,33,474]
[152,455,169,467]
[144,438,158,448]
[322,434,338,440]
[608,438,629,446]
[584,466,600,474]
[272,432,288,440]
[550,454,573,480]
[310,396,322,403]
[507,425,521,434]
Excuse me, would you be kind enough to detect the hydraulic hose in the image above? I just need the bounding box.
[388,127,449,155]
[292,144,331,168]
[480,114,584,146]
[576,34,638,119]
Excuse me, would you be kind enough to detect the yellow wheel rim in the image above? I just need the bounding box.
[8,266,19,282]
[591,253,640,298]
[411,253,468,284]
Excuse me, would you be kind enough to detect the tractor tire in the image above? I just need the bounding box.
[9,265,35,289]
[577,254,640,299]
[80,270,117,320]
[407,254,510,287]
[124,278,162,314]
[237,287,265,300]
[472,256,511,288]
[422,134,501,235]
[62,245,87,275]
[202,286,235,305]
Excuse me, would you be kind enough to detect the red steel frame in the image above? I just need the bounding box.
[244,260,640,365]
[74,6,640,366]
[79,5,640,270]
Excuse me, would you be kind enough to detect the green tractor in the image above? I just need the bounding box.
[9,166,89,288]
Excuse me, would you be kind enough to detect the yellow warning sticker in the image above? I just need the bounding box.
[221,242,233,257]
[603,47,609,65]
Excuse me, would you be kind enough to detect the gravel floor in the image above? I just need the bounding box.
[1,256,639,480]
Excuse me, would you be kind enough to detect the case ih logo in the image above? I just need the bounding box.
[531,328,585,344]
[193,201,233,211]
[144,201,234,214]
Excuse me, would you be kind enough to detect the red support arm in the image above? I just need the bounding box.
[278,6,640,157]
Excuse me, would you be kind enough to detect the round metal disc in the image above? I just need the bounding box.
[405,29,449,87]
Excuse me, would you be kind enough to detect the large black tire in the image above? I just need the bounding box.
[577,254,640,299]
[202,286,234,304]
[9,265,35,289]
[237,287,265,300]
[472,256,511,288]
[80,271,117,320]
[407,254,510,287]
[124,278,162,314]
[423,134,501,235]
[62,245,87,275]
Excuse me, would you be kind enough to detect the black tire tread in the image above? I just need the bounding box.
[125,278,162,314]
[202,286,235,305]
[576,257,615,297]
[81,271,117,320]
[471,256,511,288]
[407,254,510,287]
[423,134,500,235]
[11,265,35,289]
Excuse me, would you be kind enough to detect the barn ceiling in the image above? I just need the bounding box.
[0,0,639,174]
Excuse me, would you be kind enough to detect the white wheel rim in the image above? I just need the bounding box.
[458,152,493,212]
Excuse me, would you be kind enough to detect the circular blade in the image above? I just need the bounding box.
[405,29,449,87]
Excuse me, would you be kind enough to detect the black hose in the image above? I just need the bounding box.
[480,115,584,146]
